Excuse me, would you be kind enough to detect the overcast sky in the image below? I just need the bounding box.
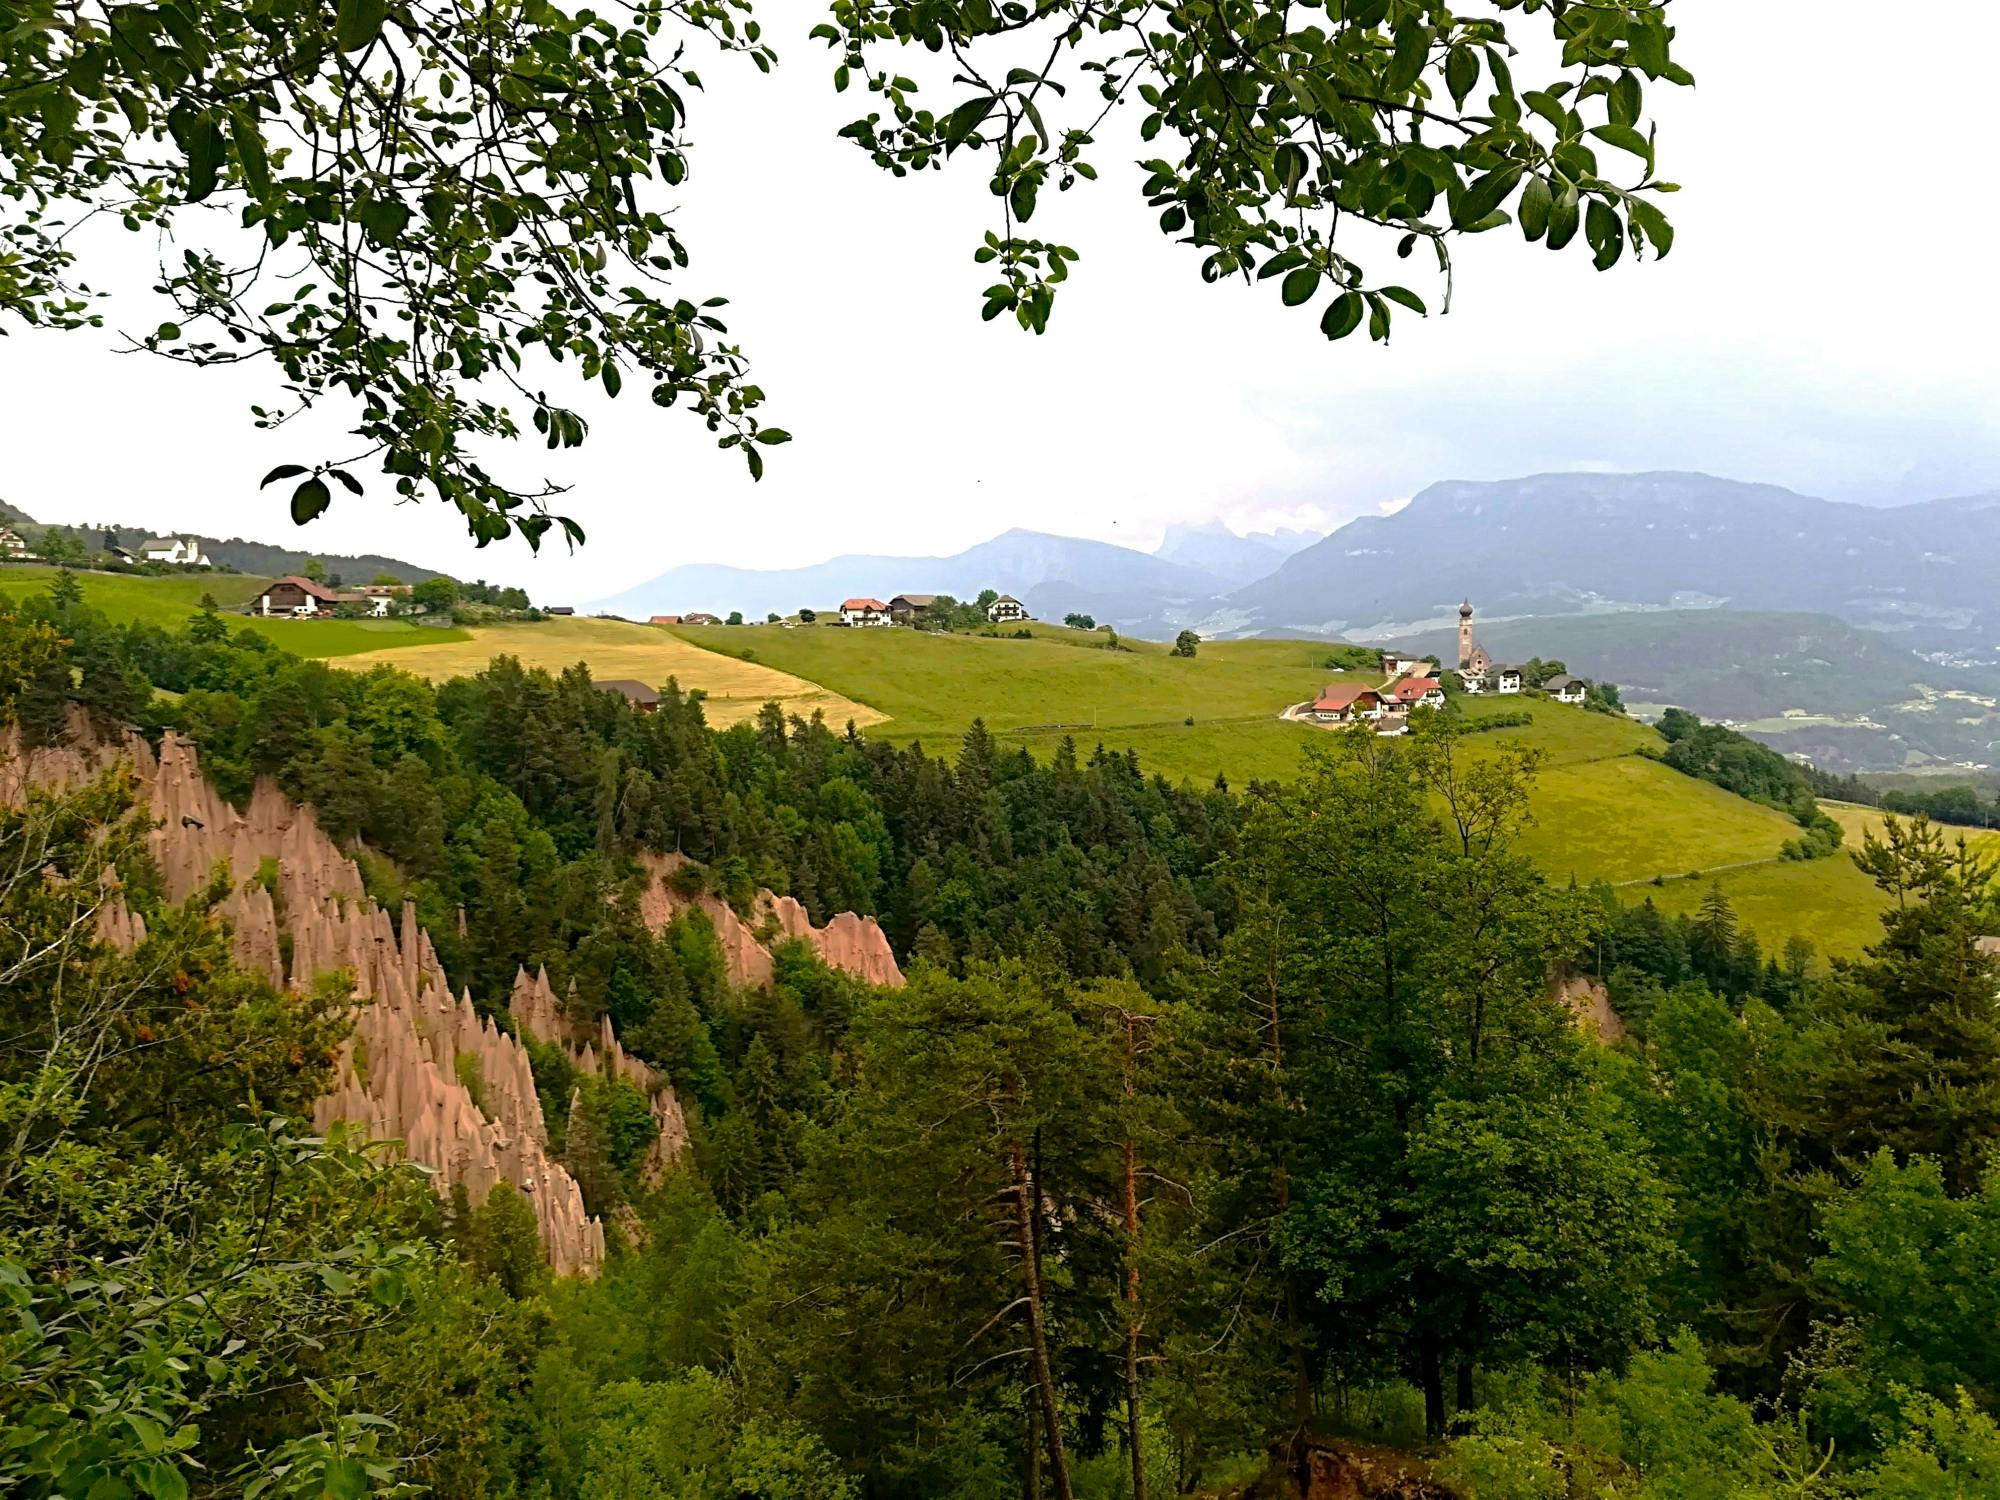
[4,0,1996,602]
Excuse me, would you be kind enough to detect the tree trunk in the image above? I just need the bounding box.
[1010,1139,1074,1500]
[1025,1393,1042,1500]
[1121,1011,1148,1500]
[1456,1359,1475,1422]
[1420,1336,1446,1440]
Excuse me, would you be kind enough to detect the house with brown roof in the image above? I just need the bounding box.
[840,597,890,627]
[597,679,661,713]
[650,614,683,626]
[985,594,1029,623]
[1545,674,1587,704]
[1386,677,1447,710]
[682,611,721,626]
[1307,684,1385,724]
[252,575,349,617]
[888,593,939,624]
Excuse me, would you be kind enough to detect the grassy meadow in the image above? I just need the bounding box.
[672,622,1815,892]
[335,616,883,729]
[0,563,470,657]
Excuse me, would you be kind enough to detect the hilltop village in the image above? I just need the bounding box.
[1287,600,1595,735]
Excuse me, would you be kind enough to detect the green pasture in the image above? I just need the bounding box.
[0,563,468,657]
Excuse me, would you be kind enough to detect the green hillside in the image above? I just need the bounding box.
[675,623,1808,893]
[0,564,468,657]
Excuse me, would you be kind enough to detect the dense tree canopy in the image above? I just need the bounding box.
[11,575,2000,1500]
[3,0,1687,545]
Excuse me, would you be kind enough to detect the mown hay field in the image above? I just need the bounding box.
[336,616,883,729]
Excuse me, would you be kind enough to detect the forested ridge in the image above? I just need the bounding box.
[6,576,2000,1500]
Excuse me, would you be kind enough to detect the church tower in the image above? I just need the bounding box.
[1457,599,1475,671]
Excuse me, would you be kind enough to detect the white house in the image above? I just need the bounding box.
[1307,684,1386,723]
[140,536,211,566]
[986,594,1029,623]
[252,575,346,616]
[0,526,27,558]
[1495,667,1524,695]
[1386,677,1447,711]
[1546,674,1588,704]
[840,597,890,627]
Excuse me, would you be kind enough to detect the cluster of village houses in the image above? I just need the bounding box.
[648,593,1032,629]
[0,528,212,566]
[1299,601,1587,735]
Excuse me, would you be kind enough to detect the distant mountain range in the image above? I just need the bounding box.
[589,527,1248,621]
[1152,521,1322,588]
[1213,471,2000,647]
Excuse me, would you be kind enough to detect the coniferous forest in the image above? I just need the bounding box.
[7,579,2000,1500]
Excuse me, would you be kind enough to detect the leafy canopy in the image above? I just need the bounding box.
[3,0,1685,547]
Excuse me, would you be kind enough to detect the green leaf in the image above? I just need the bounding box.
[134,1459,187,1500]
[155,322,183,342]
[290,477,332,525]
[940,95,995,152]
[183,114,224,202]
[1378,285,1426,315]
[322,1458,368,1500]
[260,463,308,488]
[1280,266,1321,307]
[327,468,365,495]
[1256,248,1307,281]
[230,112,271,200]
[1444,46,1478,109]
[1009,175,1037,223]
[335,0,391,52]
[1545,188,1581,251]
[1452,164,1521,230]
[1586,199,1623,269]
[1518,174,1552,241]
[752,428,792,444]
[602,362,622,398]
[1319,292,1363,340]
[1590,123,1653,167]
[1628,197,1674,258]
[1386,18,1429,95]
[1610,71,1642,127]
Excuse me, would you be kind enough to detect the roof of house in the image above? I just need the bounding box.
[890,593,939,608]
[1495,664,1524,677]
[1312,684,1382,711]
[650,614,683,624]
[597,678,661,705]
[683,611,719,623]
[1388,677,1443,702]
[989,594,1022,605]
[841,597,887,611]
[140,537,183,552]
[261,574,345,602]
[1545,674,1586,691]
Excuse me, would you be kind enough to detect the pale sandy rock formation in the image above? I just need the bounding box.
[2,717,605,1276]
[509,966,690,1187]
[1553,971,1626,1043]
[637,851,904,989]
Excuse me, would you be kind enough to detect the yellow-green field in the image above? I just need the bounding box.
[1,564,265,625]
[1635,803,2000,963]
[335,617,884,729]
[671,624,1816,892]
[0,564,470,657]
[673,624,1356,744]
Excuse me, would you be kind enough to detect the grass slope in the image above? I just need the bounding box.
[1636,803,2000,964]
[0,564,470,657]
[673,624,1804,888]
[336,617,882,729]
